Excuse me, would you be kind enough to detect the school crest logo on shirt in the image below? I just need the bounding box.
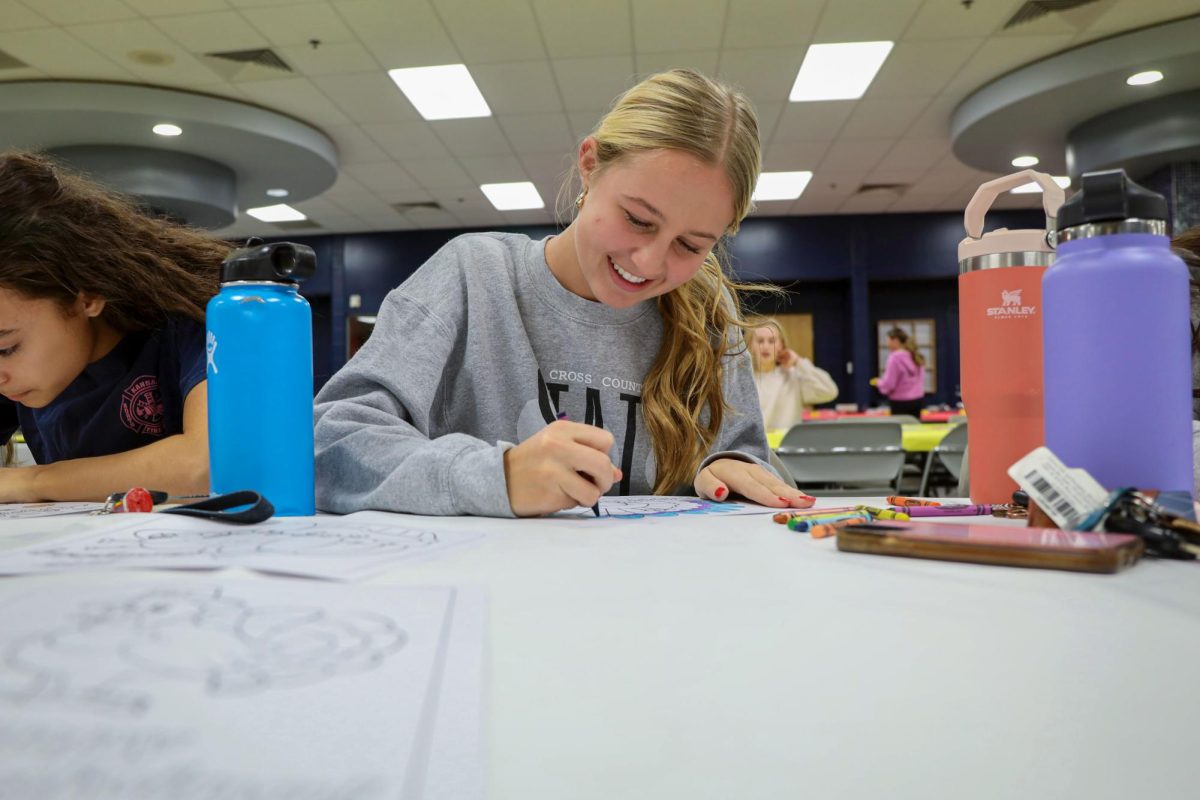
[120,375,165,436]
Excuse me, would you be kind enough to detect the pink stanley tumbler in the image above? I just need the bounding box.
[957,170,1065,503]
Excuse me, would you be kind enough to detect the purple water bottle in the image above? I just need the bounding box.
[1043,169,1192,496]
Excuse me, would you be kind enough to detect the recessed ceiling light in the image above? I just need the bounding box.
[480,182,544,210]
[1127,70,1163,86]
[1011,155,1039,168]
[752,171,814,202]
[789,41,894,102]
[266,188,289,198]
[387,64,491,120]
[246,203,307,222]
[152,123,182,137]
[1011,176,1071,194]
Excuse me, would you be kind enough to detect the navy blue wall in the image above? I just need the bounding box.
[268,209,1042,405]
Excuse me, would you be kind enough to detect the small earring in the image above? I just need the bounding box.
[575,189,587,209]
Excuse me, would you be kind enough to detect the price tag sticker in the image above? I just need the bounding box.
[1008,447,1108,530]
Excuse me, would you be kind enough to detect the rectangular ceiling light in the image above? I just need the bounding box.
[752,171,814,202]
[789,41,894,102]
[387,64,491,120]
[481,181,544,210]
[246,203,307,222]
[1011,176,1071,194]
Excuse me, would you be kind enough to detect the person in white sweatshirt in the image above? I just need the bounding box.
[748,318,838,430]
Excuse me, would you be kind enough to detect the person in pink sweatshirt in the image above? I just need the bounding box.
[874,327,926,417]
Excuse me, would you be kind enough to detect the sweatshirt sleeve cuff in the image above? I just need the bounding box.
[446,440,517,518]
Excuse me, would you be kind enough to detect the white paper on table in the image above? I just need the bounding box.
[0,511,483,581]
[0,574,484,800]
[0,502,106,520]
[555,494,779,520]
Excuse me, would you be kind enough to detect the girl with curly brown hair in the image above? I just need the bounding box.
[0,150,229,502]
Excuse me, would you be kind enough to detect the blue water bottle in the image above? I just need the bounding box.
[206,241,317,516]
[1043,169,1193,498]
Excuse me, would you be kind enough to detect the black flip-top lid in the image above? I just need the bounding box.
[221,240,316,283]
[1057,168,1167,231]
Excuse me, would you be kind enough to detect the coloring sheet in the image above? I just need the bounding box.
[0,511,483,581]
[557,495,778,520]
[0,502,106,520]
[0,575,484,800]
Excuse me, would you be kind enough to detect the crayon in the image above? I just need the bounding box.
[772,505,860,524]
[854,506,910,520]
[788,512,868,531]
[885,496,942,507]
[557,412,601,517]
[810,515,870,539]
[893,504,993,517]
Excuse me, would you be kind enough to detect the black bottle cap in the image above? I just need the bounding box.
[221,241,316,283]
[1057,168,1167,230]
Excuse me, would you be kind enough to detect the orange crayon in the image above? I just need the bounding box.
[885,496,942,507]
[810,515,870,539]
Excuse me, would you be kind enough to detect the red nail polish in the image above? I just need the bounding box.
[715,486,727,499]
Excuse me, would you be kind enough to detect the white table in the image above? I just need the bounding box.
[3,498,1197,799]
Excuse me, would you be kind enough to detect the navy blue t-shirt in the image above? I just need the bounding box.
[0,316,207,464]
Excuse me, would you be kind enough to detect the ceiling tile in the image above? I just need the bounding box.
[888,191,952,212]
[458,154,527,183]
[865,165,933,185]
[0,27,132,80]
[432,117,512,158]
[68,19,225,85]
[498,113,576,155]
[838,190,901,214]
[763,139,830,170]
[722,0,822,49]
[633,0,726,53]
[313,72,422,124]
[772,100,855,141]
[364,121,450,160]
[239,2,357,46]
[816,0,923,41]
[401,157,475,188]
[337,0,459,69]
[123,0,227,14]
[277,41,380,76]
[552,56,636,111]
[1079,0,1200,39]
[717,47,804,109]
[342,161,422,194]
[566,109,608,142]
[819,139,893,172]
[904,93,961,138]
[326,124,391,164]
[875,137,952,171]
[0,1,48,30]
[29,0,137,25]
[436,0,545,63]
[472,61,563,114]
[152,11,269,54]
[530,0,632,59]
[905,0,1024,39]
[865,38,981,98]
[839,96,932,140]
[239,77,353,125]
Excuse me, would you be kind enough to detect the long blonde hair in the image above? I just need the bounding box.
[580,69,762,493]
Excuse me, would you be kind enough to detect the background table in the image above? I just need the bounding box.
[3,499,1196,799]
[768,423,956,452]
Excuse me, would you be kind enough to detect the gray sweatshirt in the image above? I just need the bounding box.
[313,232,774,516]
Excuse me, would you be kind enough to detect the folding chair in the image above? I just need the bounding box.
[918,422,969,497]
[774,422,905,496]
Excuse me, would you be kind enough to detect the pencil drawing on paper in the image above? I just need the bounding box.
[30,521,445,566]
[594,495,747,519]
[0,586,406,717]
